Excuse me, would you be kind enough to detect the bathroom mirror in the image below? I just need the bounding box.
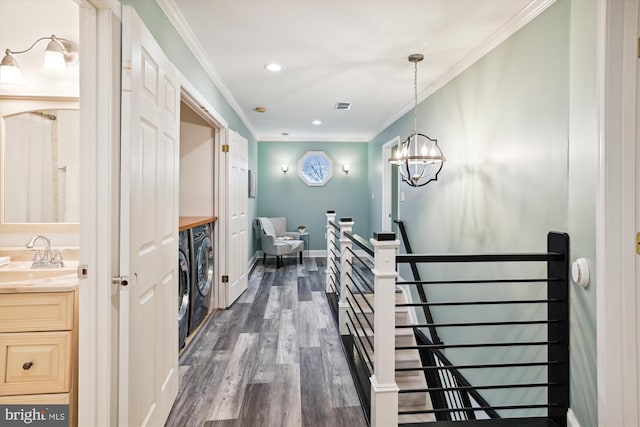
[0,97,79,231]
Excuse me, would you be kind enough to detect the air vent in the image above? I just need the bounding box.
[335,102,352,111]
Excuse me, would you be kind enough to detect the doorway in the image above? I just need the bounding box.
[382,137,400,232]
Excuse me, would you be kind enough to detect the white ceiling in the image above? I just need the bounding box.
[162,0,553,142]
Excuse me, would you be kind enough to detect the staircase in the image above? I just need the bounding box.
[348,289,436,424]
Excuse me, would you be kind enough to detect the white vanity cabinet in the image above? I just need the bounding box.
[0,284,78,427]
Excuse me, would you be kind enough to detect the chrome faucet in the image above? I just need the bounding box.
[25,235,64,268]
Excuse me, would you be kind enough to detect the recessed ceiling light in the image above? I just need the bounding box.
[255,107,267,113]
[312,120,322,125]
[264,63,282,72]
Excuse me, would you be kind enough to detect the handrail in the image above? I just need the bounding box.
[395,219,442,345]
[397,252,565,263]
[343,231,374,256]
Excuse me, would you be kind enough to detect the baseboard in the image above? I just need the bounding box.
[567,409,580,427]
[255,249,372,259]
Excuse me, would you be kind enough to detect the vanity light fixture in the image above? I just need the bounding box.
[0,34,79,85]
[281,164,289,174]
[342,164,350,175]
[388,54,445,187]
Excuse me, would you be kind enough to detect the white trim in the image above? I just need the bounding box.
[175,68,230,311]
[258,135,369,143]
[382,137,399,232]
[156,0,255,140]
[596,0,639,426]
[78,1,119,426]
[567,408,581,427]
[374,0,557,139]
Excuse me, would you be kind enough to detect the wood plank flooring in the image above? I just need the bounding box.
[165,257,368,427]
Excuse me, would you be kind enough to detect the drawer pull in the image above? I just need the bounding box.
[22,362,33,370]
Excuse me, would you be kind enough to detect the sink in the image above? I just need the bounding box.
[0,267,76,283]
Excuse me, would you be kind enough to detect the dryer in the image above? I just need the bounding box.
[178,229,190,349]
[189,222,214,333]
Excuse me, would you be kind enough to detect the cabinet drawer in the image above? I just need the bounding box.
[0,392,70,404]
[0,332,71,396]
[0,292,74,333]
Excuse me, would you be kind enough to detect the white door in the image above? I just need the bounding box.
[225,130,248,306]
[119,6,180,426]
[382,137,399,231]
[635,5,640,424]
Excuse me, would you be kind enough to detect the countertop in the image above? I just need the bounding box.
[0,260,79,293]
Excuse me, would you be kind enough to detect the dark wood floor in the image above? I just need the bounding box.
[165,257,368,427]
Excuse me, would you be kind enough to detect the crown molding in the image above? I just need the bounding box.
[258,135,369,143]
[156,0,256,139]
[374,0,557,140]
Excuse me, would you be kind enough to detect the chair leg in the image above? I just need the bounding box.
[276,256,281,269]
[299,251,303,264]
[263,253,266,264]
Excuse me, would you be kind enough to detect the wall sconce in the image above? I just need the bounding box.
[342,164,350,175]
[0,34,79,86]
[281,164,289,174]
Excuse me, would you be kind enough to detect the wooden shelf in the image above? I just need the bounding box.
[179,216,218,231]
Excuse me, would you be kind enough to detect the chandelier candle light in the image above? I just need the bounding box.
[389,54,445,187]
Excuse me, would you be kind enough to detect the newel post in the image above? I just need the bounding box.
[338,217,354,335]
[370,232,400,427]
[325,210,337,294]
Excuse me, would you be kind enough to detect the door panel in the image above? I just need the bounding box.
[120,6,179,426]
[226,130,248,306]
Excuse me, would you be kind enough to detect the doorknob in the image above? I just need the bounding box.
[112,275,129,286]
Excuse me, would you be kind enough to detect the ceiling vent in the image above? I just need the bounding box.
[335,102,352,111]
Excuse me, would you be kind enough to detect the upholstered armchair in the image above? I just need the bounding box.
[257,217,304,268]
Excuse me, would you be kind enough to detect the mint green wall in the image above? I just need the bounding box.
[567,1,597,425]
[368,1,596,424]
[121,0,259,256]
[257,141,368,250]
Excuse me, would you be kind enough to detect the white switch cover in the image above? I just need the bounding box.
[400,192,405,202]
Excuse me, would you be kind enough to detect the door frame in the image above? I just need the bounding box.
[77,0,121,426]
[178,73,229,309]
[596,0,639,425]
[381,137,400,232]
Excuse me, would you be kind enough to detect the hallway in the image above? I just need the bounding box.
[165,257,368,427]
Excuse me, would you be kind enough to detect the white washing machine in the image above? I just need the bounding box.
[178,229,190,349]
[189,222,214,334]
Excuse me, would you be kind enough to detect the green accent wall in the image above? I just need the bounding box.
[367,1,596,425]
[257,141,368,250]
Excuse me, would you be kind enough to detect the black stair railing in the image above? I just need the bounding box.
[394,231,570,426]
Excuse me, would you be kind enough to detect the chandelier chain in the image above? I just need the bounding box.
[413,59,418,134]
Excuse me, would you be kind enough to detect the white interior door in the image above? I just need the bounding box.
[119,6,180,426]
[381,137,399,231]
[225,130,248,306]
[635,5,640,424]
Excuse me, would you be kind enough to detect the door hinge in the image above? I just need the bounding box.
[637,232,640,255]
[77,265,88,279]
[222,144,229,153]
[221,275,229,283]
